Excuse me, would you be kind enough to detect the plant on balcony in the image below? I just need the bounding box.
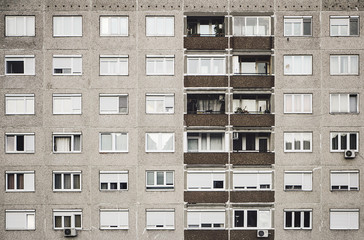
[235,107,249,114]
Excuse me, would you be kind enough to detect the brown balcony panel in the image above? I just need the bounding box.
[230,152,275,165]
[231,37,274,50]
[184,153,228,165]
[231,191,274,203]
[185,230,228,240]
[184,114,228,127]
[230,114,274,127]
[184,76,228,88]
[184,191,228,203]
[230,75,274,88]
[231,230,274,240]
[184,36,228,50]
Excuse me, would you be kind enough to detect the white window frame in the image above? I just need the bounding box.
[284,132,312,152]
[233,171,273,190]
[146,209,175,230]
[53,16,82,37]
[187,209,225,229]
[187,132,226,152]
[100,55,128,76]
[187,56,226,75]
[5,94,35,115]
[330,55,359,75]
[100,209,129,230]
[330,93,359,114]
[330,170,359,191]
[330,16,359,37]
[99,94,128,114]
[53,210,82,230]
[6,171,35,192]
[284,16,312,37]
[146,16,174,37]
[99,133,128,153]
[6,210,35,230]
[100,16,128,36]
[146,94,174,114]
[53,171,81,192]
[146,171,174,190]
[233,16,271,36]
[284,55,312,75]
[5,133,35,153]
[233,209,272,229]
[284,171,312,191]
[52,55,82,75]
[330,209,359,230]
[187,171,225,191]
[146,55,174,76]
[52,94,82,115]
[284,94,312,114]
[5,55,35,75]
[284,209,312,230]
[145,133,175,152]
[5,16,35,37]
[330,132,358,152]
[52,133,82,153]
[100,171,128,191]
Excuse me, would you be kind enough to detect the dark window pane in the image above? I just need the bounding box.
[350,18,359,35]
[55,174,62,189]
[285,212,292,227]
[7,61,24,74]
[64,216,71,227]
[17,174,24,189]
[100,183,108,189]
[120,182,127,189]
[234,210,244,227]
[55,216,62,228]
[341,134,347,150]
[75,215,81,228]
[246,133,255,150]
[16,135,24,151]
[247,211,257,227]
[110,183,117,189]
[332,134,338,150]
[303,19,311,35]
[304,212,310,228]
[7,174,15,189]
[201,223,212,228]
[294,212,301,227]
[350,134,357,150]
[213,180,224,189]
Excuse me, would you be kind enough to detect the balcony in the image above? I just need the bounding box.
[185,230,228,240]
[184,36,228,50]
[230,191,274,203]
[185,114,228,127]
[231,152,275,165]
[231,36,274,50]
[184,153,228,165]
[230,230,274,240]
[230,114,274,127]
[184,191,228,203]
[231,75,274,88]
[184,76,228,88]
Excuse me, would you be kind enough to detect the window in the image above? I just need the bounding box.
[233,16,271,36]
[5,94,35,115]
[100,209,128,229]
[187,210,225,229]
[284,210,312,229]
[187,171,225,191]
[284,132,312,152]
[145,133,174,152]
[6,210,35,230]
[330,16,359,36]
[53,55,82,75]
[53,210,82,229]
[53,171,81,191]
[284,16,312,36]
[330,209,359,230]
[6,171,35,192]
[187,17,225,36]
[233,209,271,229]
[5,55,35,75]
[330,94,358,113]
[146,94,174,114]
[284,171,312,191]
[5,16,35,37]
[188,94,226,114]
[284,94,312,113]
[331,171,359,191]
[99,94,128,114]
[146,16,174,36]
[146,56,174,75]
[100,55,128,75]
[53,16,82,37]
[233,171,272,190]
[187,133,226,152]
[146,171,174,190]
[100,171,128,191]
[146,209,174,230]
[233,133,270,152]
[330,55,358,75]
[6,133,35,153]
[53,133,81,153]
[284,55,312,75]
[53,94,81,114]
[232,56,271,75]
[330,132,358,152]
[187,57,225,75]
[100,16,128,36]
[99,133,128,152]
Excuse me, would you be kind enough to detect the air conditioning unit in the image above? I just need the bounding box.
[344,150,356,159]
[233,132,239,140]
[257,229,268,238]
[64,228,77,237]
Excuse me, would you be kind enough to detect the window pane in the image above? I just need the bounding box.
[166,172,173,185]
[75,215,81,228]
[64,174,71,189]
[294,212,301,227]
[6,136,15,151]
[156,172,164,185]
[247,211,257,227]
[74,135,81,151]
[235,211,244,227]
[17,174,24,189]
[147,172,154,185]
[16,135,24,151]
[64,216,71,227]
[332,134,339,150]
[304,212,310,228]
[55,216,62,228]
[55,174,62,189]
[115,133,127,151]
[341,134,347,150]
[350,18,359,35]
[285,212,292,227]
[73,174,80,189]
[350,134,357,150]
[350,95,357,113]
[7,174,15,189]
[101,134,112,151]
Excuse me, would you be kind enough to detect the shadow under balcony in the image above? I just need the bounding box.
[230,230,274,240]
[231,75,274,88]
[230,113,274,127]
[184,191,228,203]
[230,190,274,203]
[184,152,228,165]
[231,36,274,50]
[230,152,275,165]
[185,230,228,240]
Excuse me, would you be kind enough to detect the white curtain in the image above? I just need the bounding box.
[56,137,70,152]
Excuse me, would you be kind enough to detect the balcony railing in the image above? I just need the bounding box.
[184,36,228,50]
[184,114,228,127]
[184,191,228,203]
[230,113,274,127]
[230,152,275,165]
[230,75,274,88]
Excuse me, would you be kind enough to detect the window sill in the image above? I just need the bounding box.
[99,151,128,154]
[329,112,359,115]
[5,152,35,154]
[6,190,35,193]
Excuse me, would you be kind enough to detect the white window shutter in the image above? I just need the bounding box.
[146,17,155,36]
[72,58,82,74]
[24,58,35,75]
[100,211,118,227]
[26,98,35,114]
[24,173,35,191]
[27,17,35,36]
[100,97,119,113]
[72,96,82,114]
[350,173,359,189]
[258,210,271,228]
[25,135,35,153]
[302,173,312,190]
[6,17,16,36]
[6,212,27,230]
[187,212,200,227]
[233,56,239,73]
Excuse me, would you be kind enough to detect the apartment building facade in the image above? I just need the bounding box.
[1,0,364,239]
